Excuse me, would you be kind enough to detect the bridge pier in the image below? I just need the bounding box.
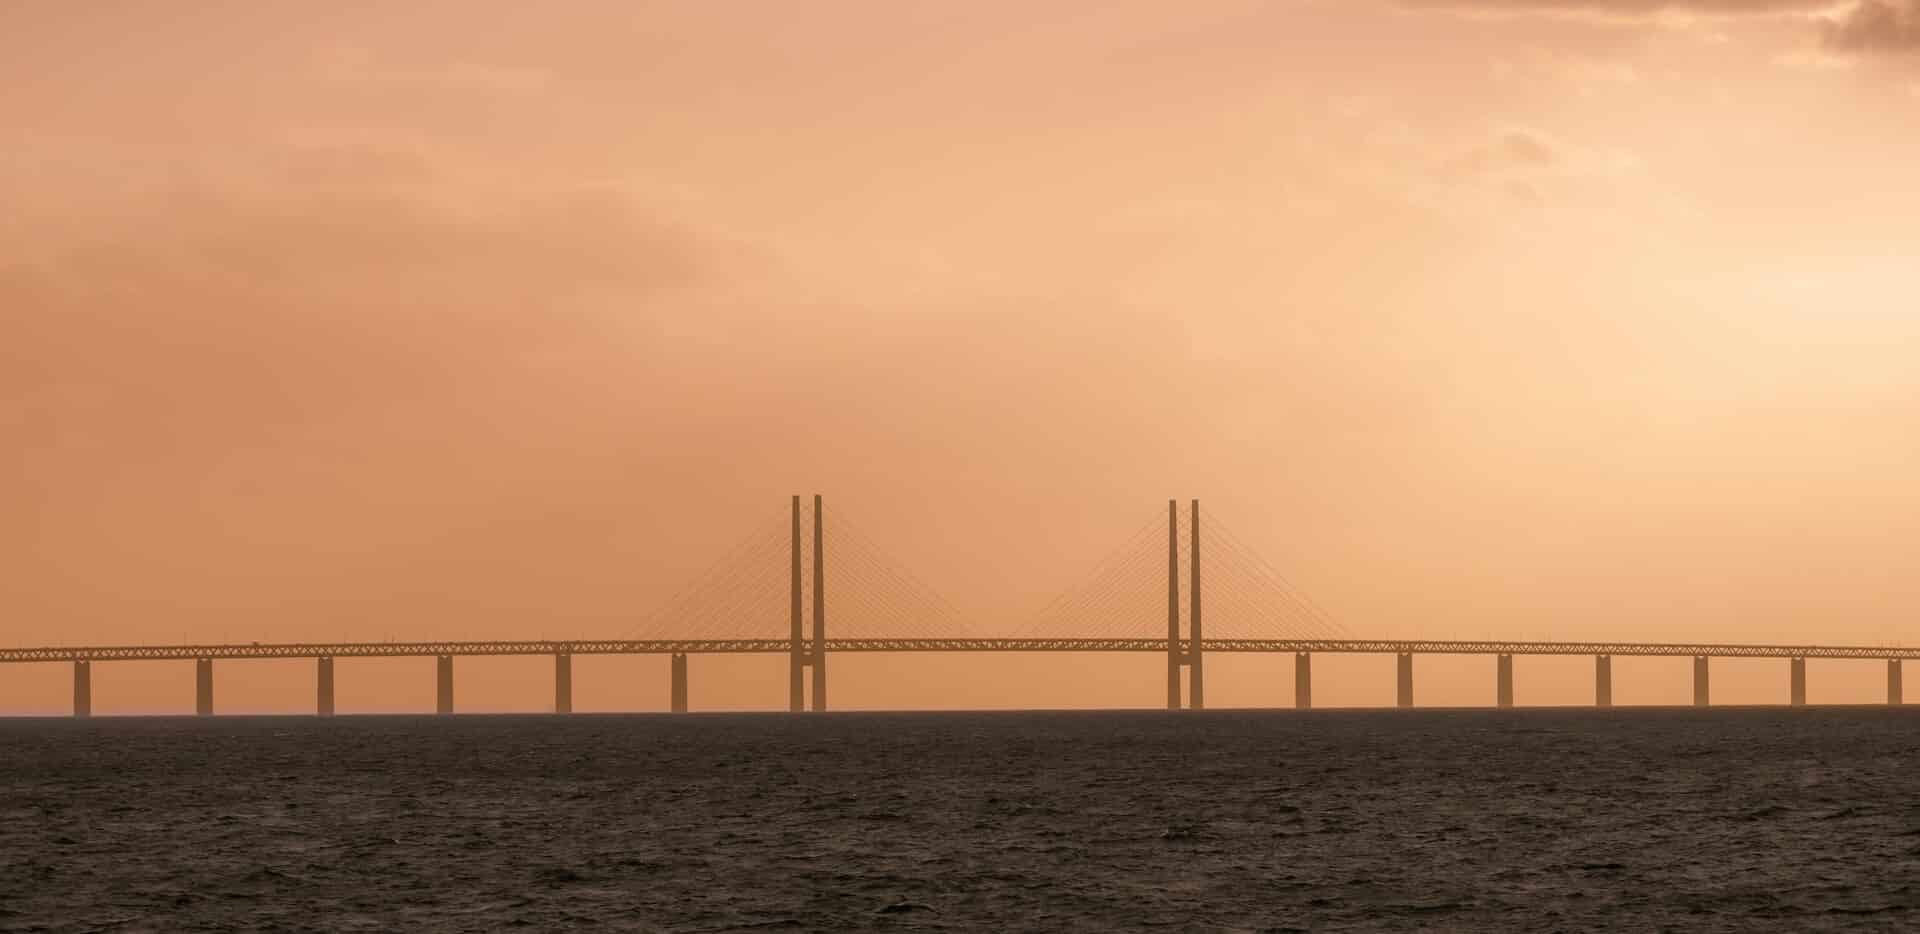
[1889,660,1902,706]
[1294,652,1311,709]
[436,655,454,714]
[1692,656,1709,707]
[73,660,91,718]
[1595,655,1612,707]
[555,652,572,714]
[317,657,334,716]
[195,659,213,716]
[1790,657,1806,707]
[1496,654,1514,708]
[670,653,689,713]
[1396,653,1413,708]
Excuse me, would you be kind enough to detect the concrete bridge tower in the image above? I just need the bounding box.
[1165,499,1204,709]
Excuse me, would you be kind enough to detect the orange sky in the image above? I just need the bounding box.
[6,1,1918,713]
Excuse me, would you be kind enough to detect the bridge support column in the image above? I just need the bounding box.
[1295,652,1311,710]
[1595,655,1611,708]
[1189,499,1203,710]
[555,652,572,714]
[73,660,91,718]
[1889,660,1902,706]
[790,495,805,713]
[195,659,213,716]
[317,657,335,716]
[1496,654,1514,709]
[1396,653,1413,708]
[1692,656,1709,707]
[436,655,454,715]
[1166,499,1181,710]
[1790,657,1806,707]
[811,494,828,712]
[670,653,689,713]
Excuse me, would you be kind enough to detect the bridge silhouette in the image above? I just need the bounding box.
[14,497,1916,716]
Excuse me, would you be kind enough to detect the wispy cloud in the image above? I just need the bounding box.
[1407,0,1920,62]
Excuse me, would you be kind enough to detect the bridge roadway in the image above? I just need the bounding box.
[20,638,1917,715]
[4,637,1920,663]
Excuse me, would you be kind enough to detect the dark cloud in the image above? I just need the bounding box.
[1822,1,1920,53]
[1402,0,1831,13]
[1407,0,1920,62]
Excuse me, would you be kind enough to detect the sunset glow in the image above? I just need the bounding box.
[6,1,1918,713]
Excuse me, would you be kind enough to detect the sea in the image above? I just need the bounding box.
[4,708,1917,932]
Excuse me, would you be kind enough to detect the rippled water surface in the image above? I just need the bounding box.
[5,708,1919,931]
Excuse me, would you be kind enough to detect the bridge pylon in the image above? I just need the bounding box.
[789,496,804,712]
[787,494,828,712]
[812,494,827,711]
[1167,499,1203,709]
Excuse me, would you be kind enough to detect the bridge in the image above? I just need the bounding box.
[13,497,1914,715]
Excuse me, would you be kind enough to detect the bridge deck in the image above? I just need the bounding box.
[3,638,1917,663]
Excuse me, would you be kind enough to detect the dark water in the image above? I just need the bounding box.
[5,709,1919,932]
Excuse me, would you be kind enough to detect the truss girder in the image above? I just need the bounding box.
[5,637,1920,663]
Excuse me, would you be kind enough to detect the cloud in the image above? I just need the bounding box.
[1438,129,1565,182]
[1402,0,1834,16]
[1502,129,1562,165]
[1408,0,1920,63]
[1822,1,1920,53]
[1421,126,1649,220]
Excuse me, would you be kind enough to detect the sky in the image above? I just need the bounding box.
[5,1,1918,713]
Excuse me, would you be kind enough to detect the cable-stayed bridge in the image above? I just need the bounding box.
[10,497,1915,716]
